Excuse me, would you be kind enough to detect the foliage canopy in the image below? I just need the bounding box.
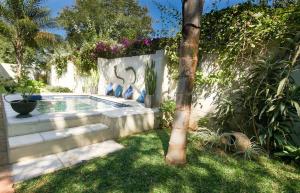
[58,0,152,45]
[0,0,56,77]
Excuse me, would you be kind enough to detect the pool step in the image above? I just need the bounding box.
[8,123,113,163]
[11,140,124,182]
[7,113,105,137]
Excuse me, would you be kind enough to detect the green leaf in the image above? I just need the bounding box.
[291,100,300,117]
[267,105,276,113]
[276,78,288,96]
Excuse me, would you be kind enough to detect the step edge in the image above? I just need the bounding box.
[9,123,109,149]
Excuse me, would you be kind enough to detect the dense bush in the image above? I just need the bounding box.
[44,86,72,93]
[211,4,300,158]
[92,38,163,59]
[74,42,98,74]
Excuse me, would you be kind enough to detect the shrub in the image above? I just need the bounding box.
[275,145,300,165]
[159,100,176,129]
[54,55,69,77]
[215,31,300,155]
[74,42,98,75]
[44,86,72,93]
[93,38,163,59]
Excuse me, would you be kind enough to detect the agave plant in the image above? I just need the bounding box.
[145,60,157,95]
[0,0,56,78]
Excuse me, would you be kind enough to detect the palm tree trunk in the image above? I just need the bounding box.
[166,0,204,165]
[13,40,24,79]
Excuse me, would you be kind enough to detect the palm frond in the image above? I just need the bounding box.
[24,0,53,28]
[0,20,15,39]
[0,3,14,22]
[6,0,25,19]
[34,31,58,47]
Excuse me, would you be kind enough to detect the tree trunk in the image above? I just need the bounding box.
[166,0,204,165]
[13,40,24,79]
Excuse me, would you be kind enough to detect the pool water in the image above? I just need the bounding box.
[36,96,130,114]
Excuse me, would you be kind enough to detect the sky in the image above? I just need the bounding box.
[43,0,250,37]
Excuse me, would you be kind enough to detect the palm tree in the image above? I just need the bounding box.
[166,0,204,165]
[0,0,55,78]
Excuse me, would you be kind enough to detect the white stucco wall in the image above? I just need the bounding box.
[0,63,16,80]
[50,61,76,90]
[97,50,173,104]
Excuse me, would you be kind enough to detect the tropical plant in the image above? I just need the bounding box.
[145,60,157,95]
[246,44,300,152]
[159,99,176,129]
[0,0,56,78]
[215,31,300,155]
[275,145,300,163]
[16,78,44,101]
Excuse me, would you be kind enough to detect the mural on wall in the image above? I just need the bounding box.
[113,65,137,84]
[114,65,125,84]
[125,66,136,84]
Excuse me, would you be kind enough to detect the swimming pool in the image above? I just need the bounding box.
[3,93,157,139]
[35,95,130,114]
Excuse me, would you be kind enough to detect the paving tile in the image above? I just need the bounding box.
[66,123,107,135]
[40,130,71,141]
[0,166,14,193]
[56,140,124,167]
[9,134,43,149]
[11,154,64,182]
[40,123,108,141]
[10,140,123,182]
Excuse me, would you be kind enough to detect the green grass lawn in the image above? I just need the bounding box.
[16,130,300,193]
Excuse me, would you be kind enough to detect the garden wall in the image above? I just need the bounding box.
[0,63,16,80]
[49,62,98,94]
[49,62,76,91]
[97,50,173,105]
[49,50,217,129]
[49,51,174,101]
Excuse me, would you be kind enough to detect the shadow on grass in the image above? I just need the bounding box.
[15,130,300,193]
[155,128,170,156]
